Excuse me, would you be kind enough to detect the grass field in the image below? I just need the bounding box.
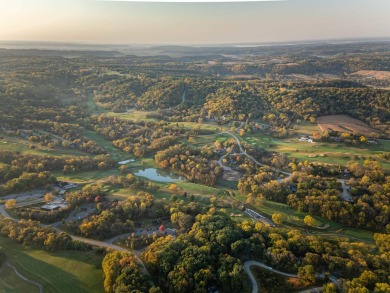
[0,263,40,293]
[241,131,390,172]
[52,168,121,183]
[291,120,320,136]
[0,237,104,293]
[229,190,375,243]
[0,134,91,158]
[107,110,157,122]
[83,130,130,161]
[86,94,108,114]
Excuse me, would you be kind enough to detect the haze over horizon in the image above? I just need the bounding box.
[1,0,390,45]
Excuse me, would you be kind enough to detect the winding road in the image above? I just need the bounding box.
[244,260,340,293]
[216,130,352,201]
[0,204,153,289]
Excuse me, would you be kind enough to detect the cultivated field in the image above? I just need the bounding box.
[351,70,390,80]
[317,115,381,137]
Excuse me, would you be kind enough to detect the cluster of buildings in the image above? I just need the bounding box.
[299,135,314,143]
[40,181,77,211]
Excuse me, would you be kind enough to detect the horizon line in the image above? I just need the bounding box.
[1,36,390,48]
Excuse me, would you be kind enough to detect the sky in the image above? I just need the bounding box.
[0,0,389,45]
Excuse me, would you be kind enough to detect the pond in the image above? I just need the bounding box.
[134,168,184,183]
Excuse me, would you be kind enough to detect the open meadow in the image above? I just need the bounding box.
[0,237,104,293]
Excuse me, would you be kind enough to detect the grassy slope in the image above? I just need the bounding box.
[0,264,40,293]
[0,135,91,158]
[0,237,104,293]
[234,192,375,244]
[241,130,390,172]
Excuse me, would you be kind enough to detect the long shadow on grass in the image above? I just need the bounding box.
[13,252,89,293]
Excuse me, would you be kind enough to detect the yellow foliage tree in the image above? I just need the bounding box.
[304,215,315,227]
[5,199,16,209]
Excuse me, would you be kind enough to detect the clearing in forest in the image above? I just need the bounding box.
[317,115,381,137]
[350,70,390,80]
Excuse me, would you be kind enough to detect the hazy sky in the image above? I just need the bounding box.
[0,0,389,45]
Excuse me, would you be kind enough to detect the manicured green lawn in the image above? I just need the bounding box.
[0,263,40,293]
[0,134,91,158]
[177,181,226,196]
[241,197,375,243]
[241,131,390,172]
[52,168,120,183]
[83,130,130,161]
[0,237,104,293]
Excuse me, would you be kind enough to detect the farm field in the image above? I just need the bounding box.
[350,70,390,80]
[0,237,104,293]
[317,115,381,137]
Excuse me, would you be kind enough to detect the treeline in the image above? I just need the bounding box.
[0,150,115,176]
[102,251,152,293]
[0,215,90,251]
[288,160,389,232]
[155,144,222,186]
[0,171,56,196]
[133,209,390,293]
[65,184,106,208]
[117,233,163,250]
[240,160,390,232]
[83,115,185,158]
[142,211,247,293]
[0,151,115,195]
[65,192,170,240]
[20,120,106,154]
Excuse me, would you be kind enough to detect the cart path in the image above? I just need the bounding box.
[216,131,351,200]
[6,262,44,293]
[244,260,340,293]
[0,205,153,285]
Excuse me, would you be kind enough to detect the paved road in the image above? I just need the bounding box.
[0,205,15,221]
[105,228,161,244]
[298,287,323,293]
[338,179,352,201]
[181,89,186,103]
[51,205,95,228]
[218,131,291,176]
[217,151,233,171]
[217,131,351,201]
[245,209,275,227]
[6,262,44,293]
[244,260,339,293]
[0,204,153,285]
